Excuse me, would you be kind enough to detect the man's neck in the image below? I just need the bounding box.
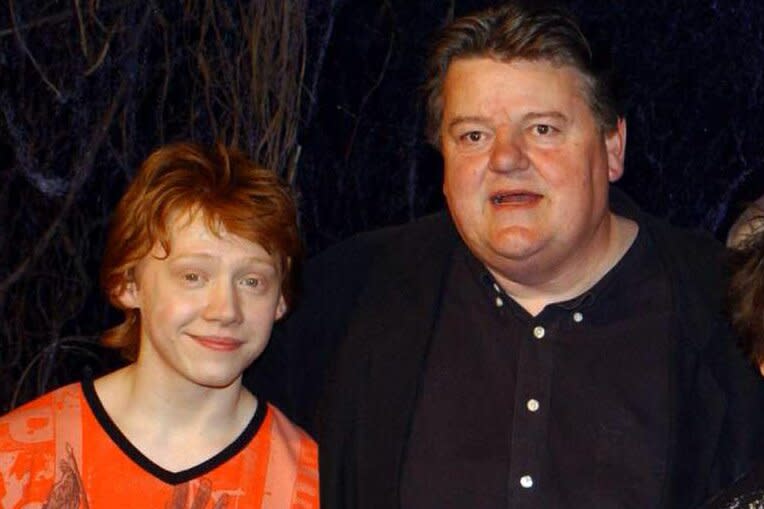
[489,214,639,316]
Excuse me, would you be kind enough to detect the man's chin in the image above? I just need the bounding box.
[486,230,544,261]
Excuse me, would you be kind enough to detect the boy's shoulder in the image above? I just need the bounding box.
[253,402,319,507]
[266,402,315,437]
[0,383,86,509]
[0,382,82,429]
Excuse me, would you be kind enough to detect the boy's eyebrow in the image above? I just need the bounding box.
[170,253,277,266]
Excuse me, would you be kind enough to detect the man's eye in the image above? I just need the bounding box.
[466,132,482,142]
[534,124,554,135]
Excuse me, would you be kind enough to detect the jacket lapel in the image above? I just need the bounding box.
[637,208,740,507]
[346,213,459,508]
[614,188,733,506]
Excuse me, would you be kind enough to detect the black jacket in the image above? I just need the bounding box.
[247,189,763,509]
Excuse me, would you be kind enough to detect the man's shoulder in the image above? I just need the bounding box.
[310,211,456,270]
[620,193,736,360]
[291,210,457,338]
[325,210,452,251]
[641,214,727,301]
[613,186,727,333]
[643,213,723,262]
[612,186,723,273]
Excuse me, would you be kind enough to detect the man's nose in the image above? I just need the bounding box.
[489,130,529,173]
[204,280,243,324]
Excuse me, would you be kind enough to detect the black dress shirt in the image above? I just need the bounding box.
[401,229,673,508]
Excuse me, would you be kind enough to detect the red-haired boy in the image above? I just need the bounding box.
[0,142,318,508]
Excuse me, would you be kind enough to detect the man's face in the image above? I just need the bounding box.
[118,211,286,390]
[440,57,625,282]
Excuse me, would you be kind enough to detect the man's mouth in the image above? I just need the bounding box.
[490,191,542,205]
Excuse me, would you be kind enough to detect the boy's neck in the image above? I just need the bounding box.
[93,364,257,472]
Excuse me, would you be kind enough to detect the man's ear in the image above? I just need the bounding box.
[605,117,627,182]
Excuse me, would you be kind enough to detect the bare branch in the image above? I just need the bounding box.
[8,0,64,101]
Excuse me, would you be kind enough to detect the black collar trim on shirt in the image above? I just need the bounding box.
[80,373,267,485]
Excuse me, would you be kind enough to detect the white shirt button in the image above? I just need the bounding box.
[520,475,534,488]
[573,312,583,323]
[526,399,540,412]
[495,296,504,307]
[533,326,545,339]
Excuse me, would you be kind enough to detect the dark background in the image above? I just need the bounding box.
[1,0,763,414]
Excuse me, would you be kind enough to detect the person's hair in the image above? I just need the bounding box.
[423,1,619,146]
[728,225,764,367]
[100,141,302,361]
[727,200,764,248]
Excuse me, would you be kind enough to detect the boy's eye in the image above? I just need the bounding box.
[242,277,260,288]
[180,271,207,286]
[184,273,200,282]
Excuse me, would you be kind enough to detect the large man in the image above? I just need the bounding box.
[248,2,762,508]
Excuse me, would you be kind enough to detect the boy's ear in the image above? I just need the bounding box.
[275,294,287,321]
[115,272,140,309]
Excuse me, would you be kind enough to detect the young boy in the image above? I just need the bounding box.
[0,142,318,508]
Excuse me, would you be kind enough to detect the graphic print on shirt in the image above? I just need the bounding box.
[0,384,84,509]
[166,478,231,509]
[44,442,88,509]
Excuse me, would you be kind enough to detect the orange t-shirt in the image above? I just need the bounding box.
[0,380,318,508]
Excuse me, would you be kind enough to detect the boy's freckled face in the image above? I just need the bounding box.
[118,211,286,389]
